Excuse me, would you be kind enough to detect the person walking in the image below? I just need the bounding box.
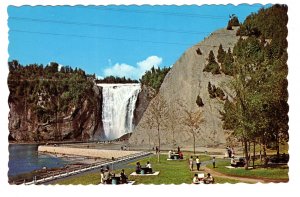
[189,156,194,171]
[196,156,201,171]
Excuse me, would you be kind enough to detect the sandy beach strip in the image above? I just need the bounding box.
[38,145,142,159]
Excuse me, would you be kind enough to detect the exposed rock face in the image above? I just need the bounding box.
[129,28,239,147]
[133,85,155,126]
[8,84,104,142]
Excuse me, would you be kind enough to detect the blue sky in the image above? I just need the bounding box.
[8,4,269,79]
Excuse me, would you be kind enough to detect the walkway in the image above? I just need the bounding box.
[203,166,288,183]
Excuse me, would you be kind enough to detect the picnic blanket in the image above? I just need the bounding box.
[130,171,160,176]
[99,181,135,185]
[225,166,253,169]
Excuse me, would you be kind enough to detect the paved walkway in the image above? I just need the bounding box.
[203,166,288,183]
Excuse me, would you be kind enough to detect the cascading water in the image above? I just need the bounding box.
[97,83,141,140]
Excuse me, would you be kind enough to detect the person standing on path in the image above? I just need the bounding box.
[212,157,216,168]
[189,156,194,171]
[196,156,201,171]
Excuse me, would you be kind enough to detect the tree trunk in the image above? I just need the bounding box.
[149,135,151,151]
[263,143,268,167]
[253,140,256,168]
[157,125,160,163]
[244,139,249,170]
[193,132,196,155]
[276,133,280,160]
[260,143,262,162]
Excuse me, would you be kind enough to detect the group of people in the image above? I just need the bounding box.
[225,146,235,158]
[168,148,184,160]
[188,156,202,171]
[192,173,214,184]
[100,166,128,184]
[136,161,153,174]
[230,157,245,167]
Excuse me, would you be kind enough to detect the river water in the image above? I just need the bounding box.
[8,144,70,177]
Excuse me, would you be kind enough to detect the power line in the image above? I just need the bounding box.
[10,16,238,37]
[77,6,229,19]
[10,29,193,46]
[10,28,235,48]
[9,16,221,35]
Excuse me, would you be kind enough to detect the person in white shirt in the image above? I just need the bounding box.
[196,156,201,171]
[231,157,237,167]
[192,174,200,184]
[168,150,172,159]
[146,161,153,174]
[146,161,152,169]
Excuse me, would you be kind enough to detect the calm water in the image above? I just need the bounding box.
[8,144,70,177]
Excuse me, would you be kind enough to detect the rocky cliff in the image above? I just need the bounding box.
[129,27,239,148]
[8,83,104,142]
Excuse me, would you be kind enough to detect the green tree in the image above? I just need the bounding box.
[217,44,226,64]
[203,50,220,74]
[222,48,234,76]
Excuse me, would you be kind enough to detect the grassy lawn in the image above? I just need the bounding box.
[213,177,254,184]
[54,172,100,185]
[54,153,212,185]
[54,154,281,184]
[207,159,289,180]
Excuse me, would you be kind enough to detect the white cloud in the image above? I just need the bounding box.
[96,75,104,80]
[103,56,163,80]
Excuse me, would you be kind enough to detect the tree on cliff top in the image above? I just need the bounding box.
[140,66,171,93]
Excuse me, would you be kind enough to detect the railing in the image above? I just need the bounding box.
[22,151,152,185]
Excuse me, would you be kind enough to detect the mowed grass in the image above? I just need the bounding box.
[206,159,289,180]
[54,153,212,185]
[213,177,254,184]
[128,154,211,185]
[54,172,101,185]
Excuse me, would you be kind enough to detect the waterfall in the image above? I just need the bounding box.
[97,83,141,140]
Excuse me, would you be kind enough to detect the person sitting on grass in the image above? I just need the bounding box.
[100,168,104,184]
[203,173,214,184]
[231,157,237,167]
[179,151,183,159]
[168,150,172,159]
[136,162,141,174]
[120,169,128,184]
[103,166,112,184]
[192,174,200,184]
[146,161,153,174]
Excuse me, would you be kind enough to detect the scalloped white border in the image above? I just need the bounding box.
[0,0,299,196]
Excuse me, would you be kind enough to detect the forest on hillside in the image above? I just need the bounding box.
[220,4,288,168]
